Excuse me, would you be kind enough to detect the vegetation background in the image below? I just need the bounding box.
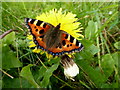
[1,1,119,89]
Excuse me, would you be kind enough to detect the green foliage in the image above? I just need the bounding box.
[20,64,40,88]
[1,32,22,69]
[2,77,32,88]
[1,2,119,89]
[39,60,60,88]
[114,41,120,49]
[85,20,98,40]
[101,54,115,78]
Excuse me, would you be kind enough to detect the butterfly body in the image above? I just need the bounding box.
[44,23,62,49]
[25,18,84,56]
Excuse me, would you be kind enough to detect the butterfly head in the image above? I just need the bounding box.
[55,23,61,29]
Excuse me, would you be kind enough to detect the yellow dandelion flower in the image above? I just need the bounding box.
[32,48,41,53]
[36,8,84,39]
[26,8,84,58]
[27,35,33,40]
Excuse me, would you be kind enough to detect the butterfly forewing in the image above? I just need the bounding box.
[25,18,53,49]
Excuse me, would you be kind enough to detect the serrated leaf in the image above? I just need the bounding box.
[2,45,22,69]
[40,59,60,88]
[20,64,40,88]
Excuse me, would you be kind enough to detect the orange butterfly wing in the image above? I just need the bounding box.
[25,18,83,56]
[25,18,53,51]
[47,32,83,56]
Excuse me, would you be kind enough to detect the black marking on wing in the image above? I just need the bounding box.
[36,20,43,26]
[39,29,44,34]
[70,35,74,43]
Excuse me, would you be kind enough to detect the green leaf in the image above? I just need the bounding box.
[77,39,100,60]
[101,82,118,88]
[114,41,120,49]
[111,52,119,67]
[2,32,15,45]
[101,54,115,78]
[82,39,100,55]
[1,45,22,69]
[36,66,46,82]
[20,64,40,88]
[86,44,100,56]
[0,40,2,68]
[76,59,106,87]
[85,20,98,40]
[0,79,2,89]
[40,60,60,88]
[2,77,32,88]
[1,31,22,69]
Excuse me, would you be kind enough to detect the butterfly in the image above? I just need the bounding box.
[25,18,84,56]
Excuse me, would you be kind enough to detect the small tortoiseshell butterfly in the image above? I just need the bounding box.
[25,18,84,56]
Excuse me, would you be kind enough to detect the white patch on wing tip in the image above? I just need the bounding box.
[79,43,81,47]
[67,35,70,40]
[73,39,76,45]
[40,22,44,27]
[34,20,38,25]
[28,18,32,22]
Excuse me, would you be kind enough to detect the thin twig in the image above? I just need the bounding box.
[0,29,13,39]
[107,31,116,42]
[104,30,116,52]
[0,68,14,79]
